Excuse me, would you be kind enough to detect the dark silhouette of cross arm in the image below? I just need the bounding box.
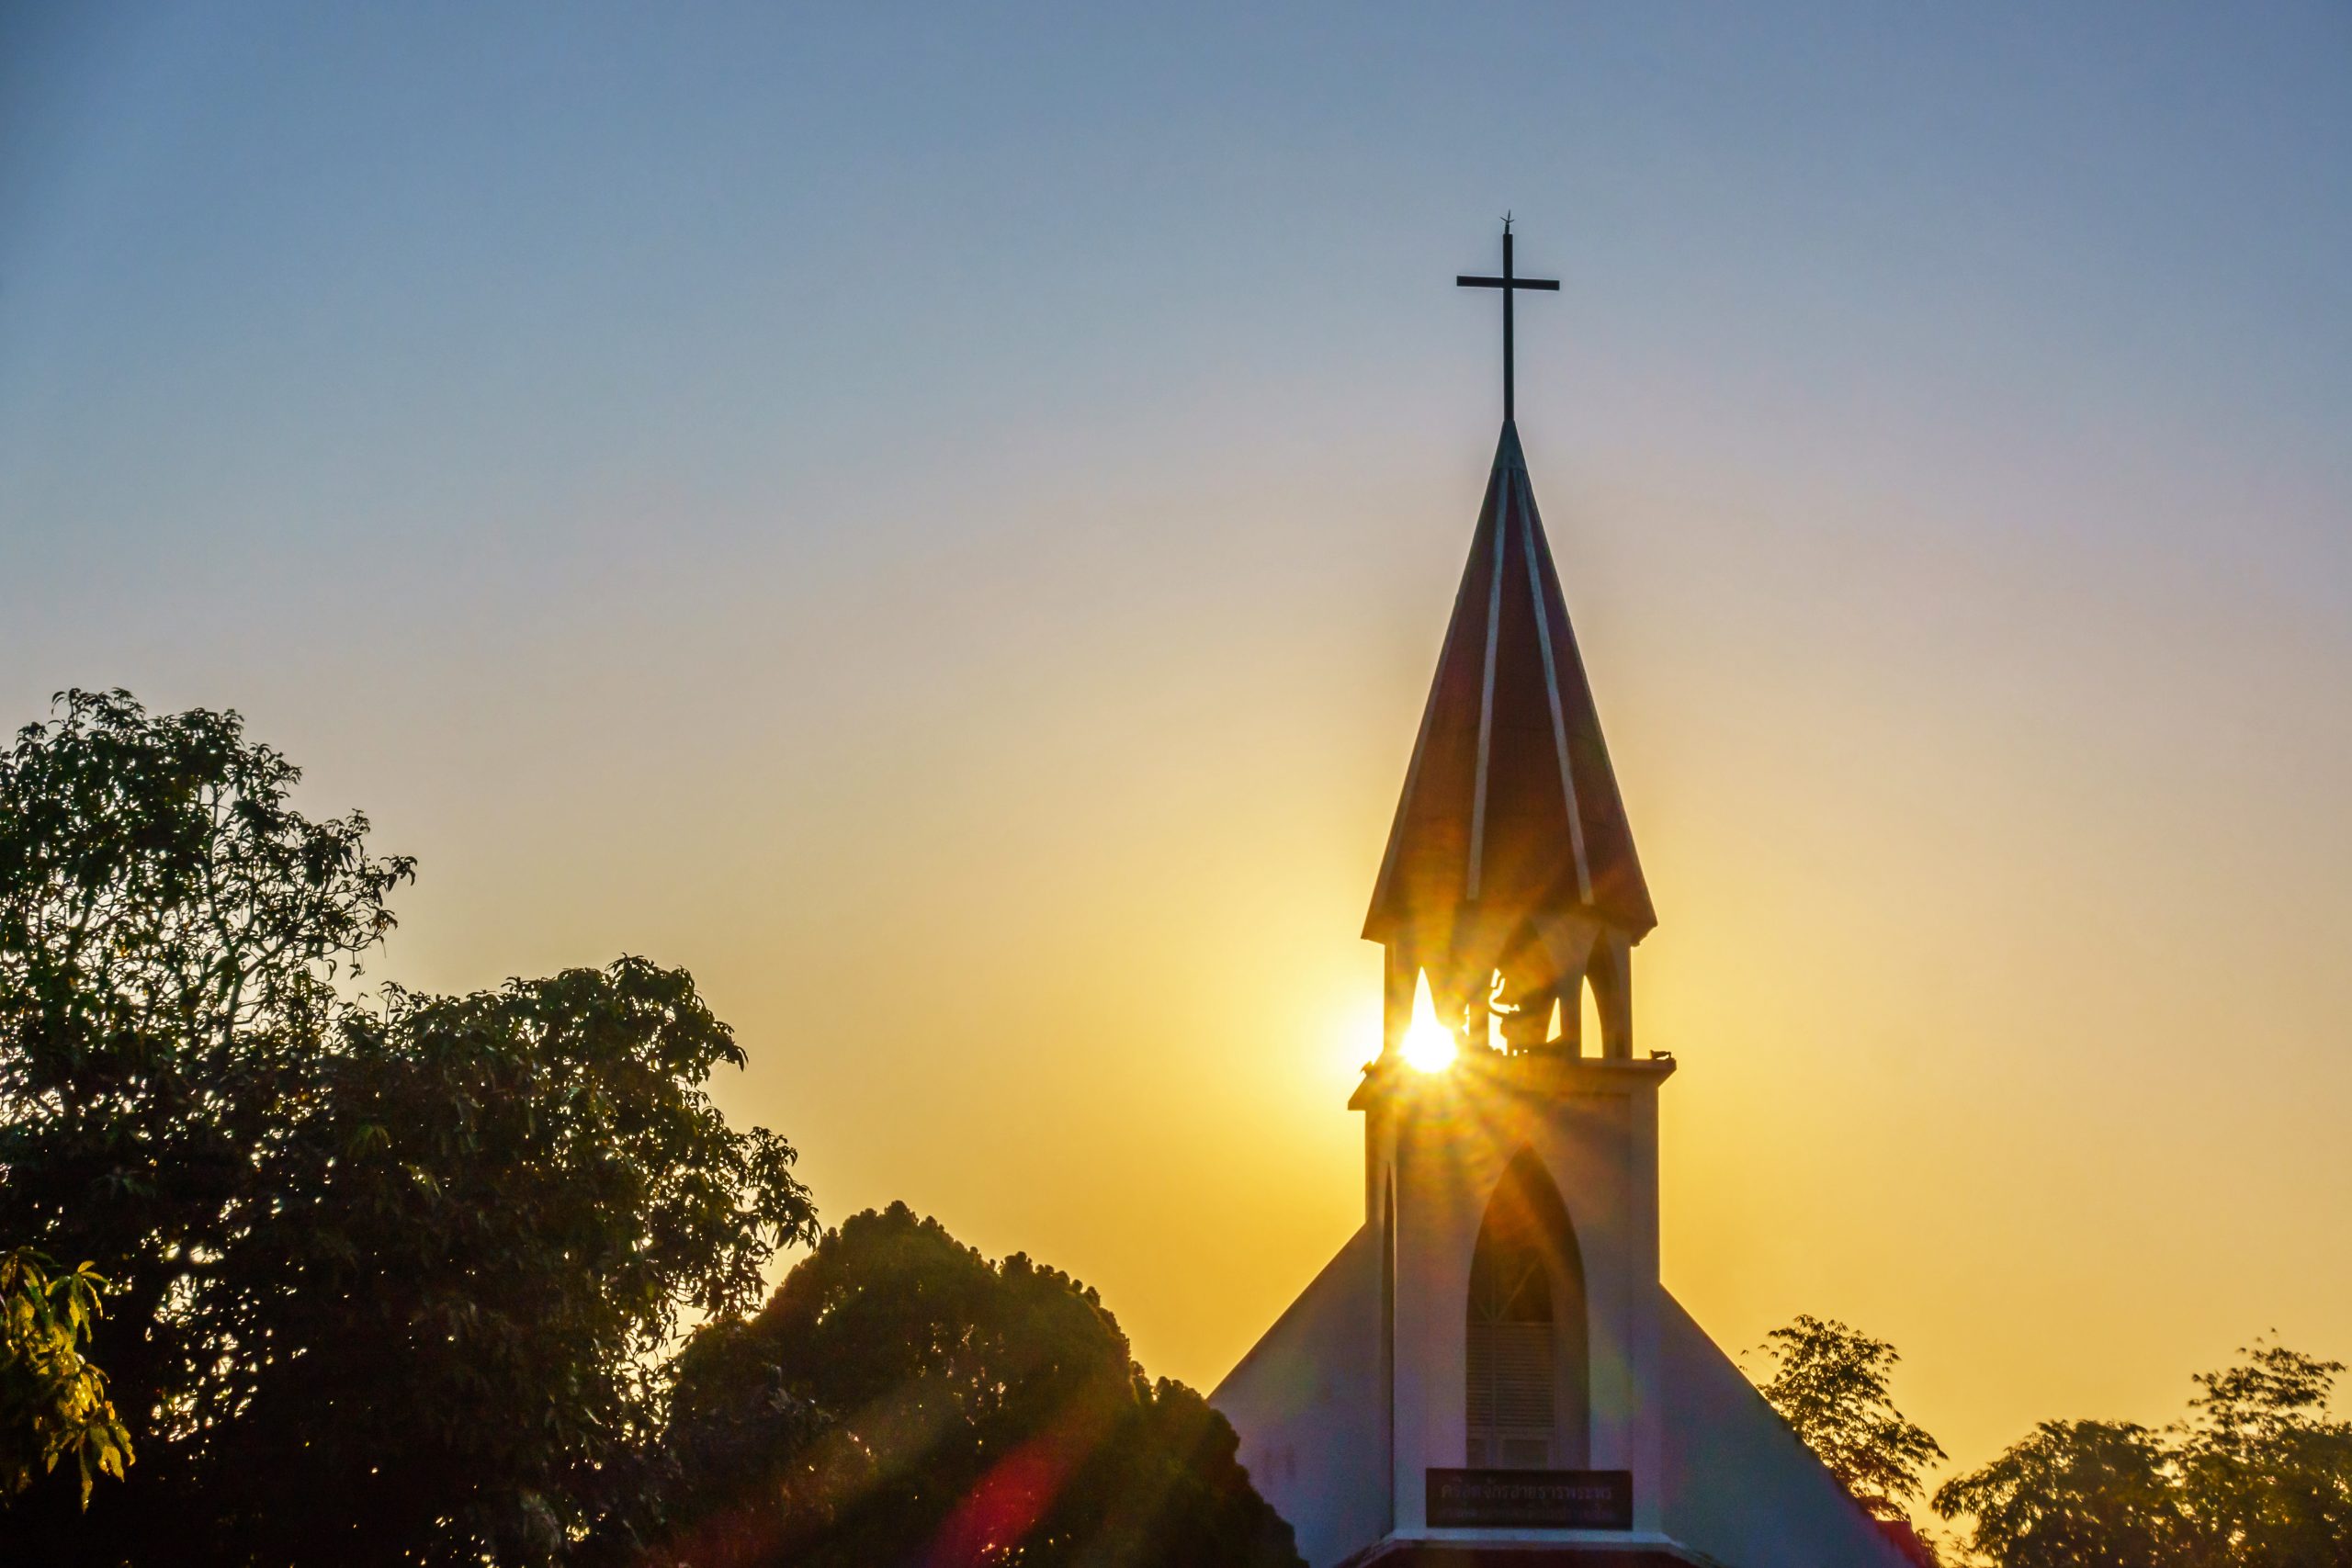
[1457,216,1559,424]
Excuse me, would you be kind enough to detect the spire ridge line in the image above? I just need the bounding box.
[1464,463,1510,901]
[1518,466,1593,904]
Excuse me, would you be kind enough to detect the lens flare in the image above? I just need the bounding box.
[1400,970,1457,1073]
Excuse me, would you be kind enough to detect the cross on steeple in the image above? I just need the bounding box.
[1456,215,1559,424]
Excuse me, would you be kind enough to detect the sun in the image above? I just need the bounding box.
[1399,969,1457,1073]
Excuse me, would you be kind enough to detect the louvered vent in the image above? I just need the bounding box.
[1467,1319,1554,1465]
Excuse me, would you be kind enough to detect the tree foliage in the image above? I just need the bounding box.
[0,691,817,1564]
[1933,1418,2188,1568]
[650,1203,1303,1568]
[0,1249,131,1505]
[1934,1340,2352,1568]
[1753,1314,1947,1523]
[2177,1343,2352,1566]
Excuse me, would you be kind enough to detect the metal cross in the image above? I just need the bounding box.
[1456,215,1559,424]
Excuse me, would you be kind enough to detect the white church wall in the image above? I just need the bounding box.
[1210,1225,1390,1568]
[1656,1290,1917,1568]
[1382,1065,1669,1538]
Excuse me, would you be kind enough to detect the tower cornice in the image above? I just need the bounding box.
[1349,1050,1675,1113]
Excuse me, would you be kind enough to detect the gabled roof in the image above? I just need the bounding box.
[1364,422,1654,945]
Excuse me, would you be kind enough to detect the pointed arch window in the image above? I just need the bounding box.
[1464,1152,1588,1469]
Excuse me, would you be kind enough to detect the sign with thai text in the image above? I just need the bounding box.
[1424,1467,1634,1529]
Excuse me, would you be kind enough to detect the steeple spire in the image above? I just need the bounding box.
[1367,229,1651,1061]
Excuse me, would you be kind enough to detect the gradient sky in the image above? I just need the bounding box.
[5,3,2349,1483]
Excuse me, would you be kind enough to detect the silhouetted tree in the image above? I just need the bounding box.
[2176,1342,2352,1566]
[0,690,817,1564]
[650,1203,1302,1568]
[1933,1418,2188,1568]
[1753,1314,1946,1525]
[1934,1340,2352,1567]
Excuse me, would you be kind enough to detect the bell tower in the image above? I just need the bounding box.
[1366,219,1652,1068]
[1350,385,1676,1544]
[1362,414,1655,1066]
[1352,220,1678,1546]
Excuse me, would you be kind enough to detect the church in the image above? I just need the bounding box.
[1209,229,1918,1568]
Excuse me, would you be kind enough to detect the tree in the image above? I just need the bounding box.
[1931,1419,2188,1568]
[2175,1341,2352,1567]
[0,690,817,1564]
[1933,1340,2352,1568]
[1,1249,130,1505]
[1752,1314,1947,1525]
[651,1203,1303,1568]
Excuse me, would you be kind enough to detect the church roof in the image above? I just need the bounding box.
[1364,421,1655,945]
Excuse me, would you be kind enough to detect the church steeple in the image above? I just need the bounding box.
[1216,227,1927,1568]
[1368,231,1652,1062]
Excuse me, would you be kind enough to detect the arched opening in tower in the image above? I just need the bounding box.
[1464,1150,1589,1469]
